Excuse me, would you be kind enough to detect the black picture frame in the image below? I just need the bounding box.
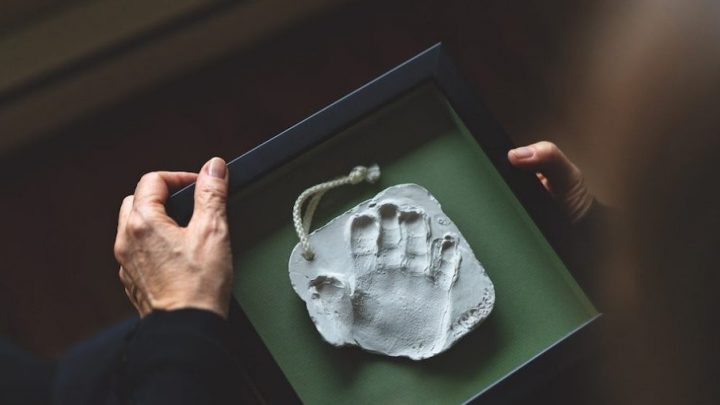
[166,43,601,404]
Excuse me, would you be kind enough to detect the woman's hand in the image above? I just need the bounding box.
[113,157,233,318]
[508,141,594,223]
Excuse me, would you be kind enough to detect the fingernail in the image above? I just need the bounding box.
[511,146,534,159]
[208,157,226,179]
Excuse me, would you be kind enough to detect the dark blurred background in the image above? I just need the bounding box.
[1,1,718,404]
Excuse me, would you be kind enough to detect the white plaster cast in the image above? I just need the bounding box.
[288,184,495,360]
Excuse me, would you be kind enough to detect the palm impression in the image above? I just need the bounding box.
[288,184,495,360]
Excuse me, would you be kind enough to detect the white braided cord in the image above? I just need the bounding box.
[292,164,380,260]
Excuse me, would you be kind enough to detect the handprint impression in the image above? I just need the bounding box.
[290,184,495,360]
[348,203,462,358]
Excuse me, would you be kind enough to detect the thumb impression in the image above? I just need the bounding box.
[191,157,229,227]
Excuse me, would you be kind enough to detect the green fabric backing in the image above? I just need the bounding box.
[227,84,597,404]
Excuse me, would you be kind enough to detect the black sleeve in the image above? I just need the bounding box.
[562,199,614,311]
[118,309,247,405]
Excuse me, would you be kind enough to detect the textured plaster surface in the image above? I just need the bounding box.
[289,184,495,360]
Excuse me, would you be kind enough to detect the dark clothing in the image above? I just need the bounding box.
[1,310,253,405]
[118,309,242,404]
[53,318,137,405]
[561,200,613,310]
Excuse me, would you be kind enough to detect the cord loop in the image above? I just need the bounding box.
[292,164,380,260]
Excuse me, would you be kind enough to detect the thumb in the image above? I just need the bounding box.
[191,157,229,226]
[508,141,593,222]
[508,141,582,195]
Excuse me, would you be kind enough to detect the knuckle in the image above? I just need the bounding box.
[134,204,156,219]
[536,141,560,157]
[139,171,160,184]
[113,239,127,261]
[118,268,128,284]
[120,195,133,211]
[199,216,229,238]
[198,185,226,205]
[126,213,150,238]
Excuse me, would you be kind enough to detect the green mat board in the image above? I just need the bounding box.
[227,83,598,404]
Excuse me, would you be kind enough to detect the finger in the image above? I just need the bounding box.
[130,285,152,317]
[349,213,379,272]
[509,141,594,223]
[116,195,133,237]
[114,196,134,261]
[507,141,582,195]
[429,234,460,290]
[125,287,144,317]
[118,266,133,288]
[190,157,229,228]
[399,209,429,274]
[377,203,403,268]
[133,171,198,213]
[119,268,140,310]
[536,173,550,190]
[378,203,401,248]
[124,286,152,317]
[120,268,152,316]
[124,287,142,314]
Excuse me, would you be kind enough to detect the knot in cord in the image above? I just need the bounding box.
[349,165,381,184]
[293,164,380,260]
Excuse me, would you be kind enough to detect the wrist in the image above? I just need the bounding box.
[147,274,232,318]
[150,295,230,319]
